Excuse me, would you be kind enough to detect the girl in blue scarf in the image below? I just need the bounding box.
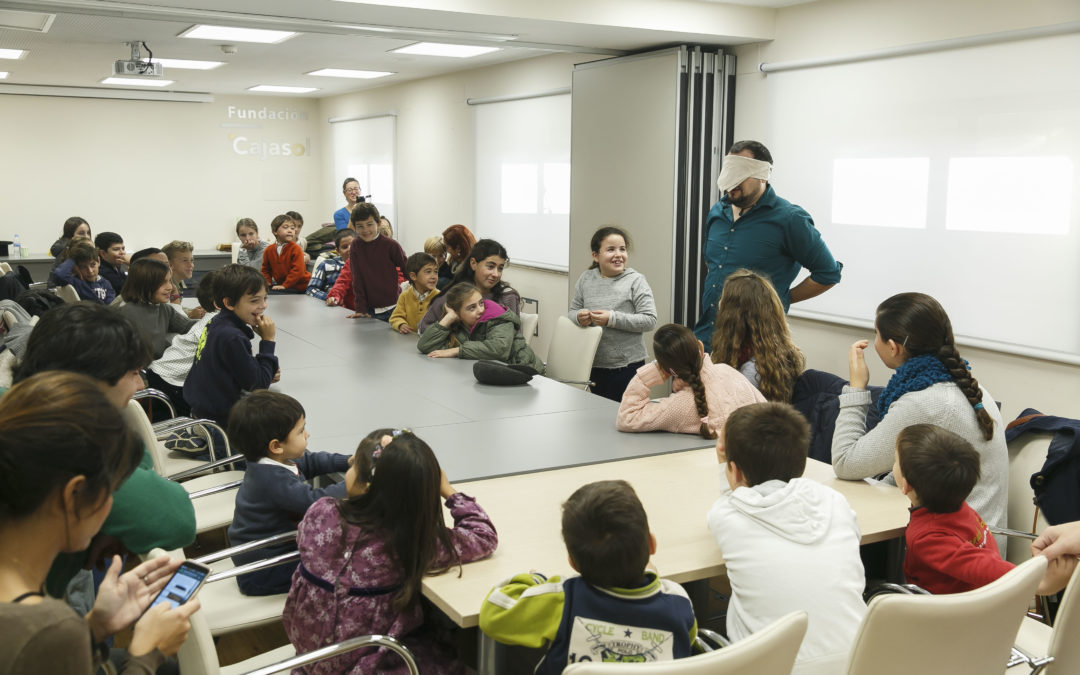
[832,292,1008,544]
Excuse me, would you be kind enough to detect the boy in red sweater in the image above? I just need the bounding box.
[261,214,311,293]
[346,203,406,321]
[895,423,1074,594]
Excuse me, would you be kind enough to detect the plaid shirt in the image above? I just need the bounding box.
[305,252,345,301]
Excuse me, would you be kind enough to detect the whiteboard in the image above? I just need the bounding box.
[474,94,571,269]
[329,115,396,228]
[765,33,1080,361]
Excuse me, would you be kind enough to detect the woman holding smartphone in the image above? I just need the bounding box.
[0,371,200,673]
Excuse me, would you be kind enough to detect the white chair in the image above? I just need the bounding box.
[843,556,1047,675]
[122,399,243,534]
[545,315,603,390]
[56,284,80,304]
[1014,561,1080,674]
[519,312,539,347]
[0,261,12,274]
[1006,431,1052,564]
[563,611,807,675]
[1,309,18,332]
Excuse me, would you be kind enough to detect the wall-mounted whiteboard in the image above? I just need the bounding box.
[766,33,1080,362]
[329,114,396,229]
[474,94,571,269]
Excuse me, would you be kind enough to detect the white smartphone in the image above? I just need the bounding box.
[148,560,211,611]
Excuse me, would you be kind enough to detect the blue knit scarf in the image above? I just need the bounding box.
[877,354,960,419]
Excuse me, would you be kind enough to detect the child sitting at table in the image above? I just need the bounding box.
[94,231,128,296]
[148,270,220,417]
[706,402,865,663]
[227,390,351,596]
[895,423,1076,595]
[389,252,440,334]
[617,323,765,437]
[261,214,311,293]
[480,480,697,673]
[306,228,354,302]
[49,240,115,304]
[416,282,544,373]
[162,240,205,319]
[235,217,268,270]
[117,258,196,359]
[284,428,498,674]
[184,264,278,426]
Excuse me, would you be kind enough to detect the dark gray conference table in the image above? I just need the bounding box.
[267,295,710,482]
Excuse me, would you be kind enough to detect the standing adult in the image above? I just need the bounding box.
[333,177,363,230]
[693,141,843,343]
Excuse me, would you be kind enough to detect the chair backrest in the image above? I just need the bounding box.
[545,315,603,388]
[563,611,807,674]
[57,284,80,304]
[176,607,221,675]
[845,556,1047,675]
[1043,561,1080,674]
[122,398,168,475]
[0,262,11,274]
[1007,432,1053,563]
[519,312,540,347]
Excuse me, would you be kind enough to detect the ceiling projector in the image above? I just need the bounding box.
[112,41,164,78]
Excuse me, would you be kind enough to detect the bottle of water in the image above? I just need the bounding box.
[11,234,20,258]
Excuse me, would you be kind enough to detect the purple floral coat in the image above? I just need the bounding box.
[283,493,498,674]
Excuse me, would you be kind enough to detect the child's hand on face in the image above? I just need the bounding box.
[397,324,414,334]
[576,309,592,326]
[254,313,276,342]
[440,306,459,326]
[848,339,870,389]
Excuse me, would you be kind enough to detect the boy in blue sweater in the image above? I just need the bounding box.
[50,240,116,304]
[480,480,697,673]
[227,390,351,595]
[183,264,279,425]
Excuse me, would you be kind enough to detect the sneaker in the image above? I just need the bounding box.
[164,432,209,454]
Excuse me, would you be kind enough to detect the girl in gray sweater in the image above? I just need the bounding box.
[117,258,196,359]
[833,292,1008,543]
[569,227,657,401]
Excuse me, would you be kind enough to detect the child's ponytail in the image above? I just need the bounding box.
[876,292,994,441]
[653,323,716,440]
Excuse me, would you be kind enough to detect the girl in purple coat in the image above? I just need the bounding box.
[283,429,498,674]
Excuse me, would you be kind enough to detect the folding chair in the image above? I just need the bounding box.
[1014,561,1080,674]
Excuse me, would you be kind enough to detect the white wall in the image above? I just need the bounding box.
[732,0,1080,420]
[318,53,598,359]
[1,93,322,254]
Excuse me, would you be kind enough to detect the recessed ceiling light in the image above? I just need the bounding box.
[248,85,318,93]
[0,72,8,79]
[306,68,393,79]
[0,48,27,60]
[391,42,500,58]
[179,25,296,44]
[154,58,226,70]
[101,77,174,87]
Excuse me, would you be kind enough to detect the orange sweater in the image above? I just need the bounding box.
[261,242,311,291]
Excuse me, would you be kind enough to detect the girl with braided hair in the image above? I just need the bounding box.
[832,292,1008,546]
[617,323,765,439]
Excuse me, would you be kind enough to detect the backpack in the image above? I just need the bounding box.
[16,289,64,317]
[1006,409,1080,525]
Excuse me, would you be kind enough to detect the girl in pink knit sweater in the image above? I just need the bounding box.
[617,324,765,439]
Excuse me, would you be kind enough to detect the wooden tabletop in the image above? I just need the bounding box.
[422,451,910,627]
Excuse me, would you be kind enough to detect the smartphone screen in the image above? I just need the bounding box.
[149,561,210,610]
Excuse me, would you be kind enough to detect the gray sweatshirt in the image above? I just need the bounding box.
[568,267,657,369]
[831,382,1009,553]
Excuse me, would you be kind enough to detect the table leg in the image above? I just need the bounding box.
[477,629,500,675]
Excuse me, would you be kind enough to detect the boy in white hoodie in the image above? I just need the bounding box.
[707,402,866,663]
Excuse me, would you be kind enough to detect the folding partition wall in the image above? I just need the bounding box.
[569,46,735,329]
